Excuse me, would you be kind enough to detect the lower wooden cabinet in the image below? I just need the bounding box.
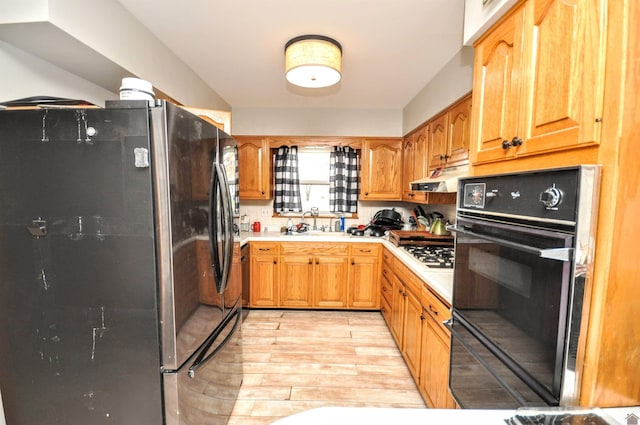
[249,241,378,309]
[381,247,457,409]
[250,242,280,307]
[348,244,381,309]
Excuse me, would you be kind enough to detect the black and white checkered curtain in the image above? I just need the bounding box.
[273,146,303,213]
[329,146,359,213]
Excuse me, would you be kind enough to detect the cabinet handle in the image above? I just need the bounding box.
[420,314,425,321]
[382,286,387,292]
[273,260,277,264]
[398,289,403,294]
[429,305,438,315]
[444,154,450,160]
[403,292,407,298]
[359,249,372,253]
[351,260,355,266]
[241,256,246,261]
[259,248,271,251]
[383,269,388,275]
[502,140,511,150]
[316,259,319,265]
[365,192,369,196]
[409,193,414,197]
[261,191,265,195]
[309,258,313,265]
[511,137,523,147]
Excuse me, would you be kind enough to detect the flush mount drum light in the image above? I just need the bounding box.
[284,35,342,88]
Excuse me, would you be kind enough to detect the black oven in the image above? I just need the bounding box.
[446,166,601,409]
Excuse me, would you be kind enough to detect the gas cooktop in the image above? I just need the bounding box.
[402,245,454,269]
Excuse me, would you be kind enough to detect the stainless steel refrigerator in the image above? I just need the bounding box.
[0,100,242,425]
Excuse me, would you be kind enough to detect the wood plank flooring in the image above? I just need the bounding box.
[228,309,426,425]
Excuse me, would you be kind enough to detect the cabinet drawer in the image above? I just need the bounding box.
[393,259,422,298]
[421,286,451,324]
[382,247,394,266]
[350,243,380,257]
[251,242,280,255]
[280,242,348,256]
[381,274,393,305]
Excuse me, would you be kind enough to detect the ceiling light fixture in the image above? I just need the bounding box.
[284,35,342,88]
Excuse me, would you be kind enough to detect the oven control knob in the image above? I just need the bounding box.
[540,186,563,208]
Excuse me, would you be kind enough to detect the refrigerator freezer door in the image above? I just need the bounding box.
[163,306,243,425]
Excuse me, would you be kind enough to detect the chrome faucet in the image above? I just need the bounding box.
[310,207,319,230]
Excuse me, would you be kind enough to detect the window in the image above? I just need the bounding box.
[297,149,331,213]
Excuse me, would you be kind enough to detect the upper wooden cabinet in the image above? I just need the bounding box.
[402,128,429,201]
[361,138,403,201]
[429,94,472,172]
[471,0,605,165]
[237,137,272,199]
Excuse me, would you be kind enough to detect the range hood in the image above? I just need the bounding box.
[410,165,469,193]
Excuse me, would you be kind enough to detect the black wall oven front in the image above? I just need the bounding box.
[447,166,601,409]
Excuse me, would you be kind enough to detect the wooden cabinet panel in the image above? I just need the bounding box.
[402,134,415,201]
[250,242,279,307]
[348,255,380,309]
[390,275,405,345]
[428,113,449,171]
[447,95,472,167]
[237,137,271,199]
[471,0,604,165]
[314,256,349,308]
[361,139,402,200]
[280,256,314,307]
[420,312,456,409]
[403,288,423,380]
[520,0,604,155]
[471,6,524,164]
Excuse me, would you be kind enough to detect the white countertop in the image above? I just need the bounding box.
[270,407,511,425]
[238,231,454,304]
[270,406,640,425]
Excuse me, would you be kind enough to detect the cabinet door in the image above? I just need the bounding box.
[361,139,402,200]
[238,138,271,199]
[348,256,380,309]
[403,289,423,380]
[413,130,428,181]
[314,256,349,308]
[250,255,279,307]
[428,113,449,171]
[471,6,525,164]
[420,316,456,409]
[447,95,472,167]
[390,277,406,346]
[519,0,604,155]
[280,256,313,307]
[402,135,415,201]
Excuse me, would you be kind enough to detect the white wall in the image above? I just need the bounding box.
[402,46,474,134]
[0,40,117,105]
[463,0,519,45]
[0,0,230,110]
[231,107,402,137]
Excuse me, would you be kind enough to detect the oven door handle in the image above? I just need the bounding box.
[446,225,573,262]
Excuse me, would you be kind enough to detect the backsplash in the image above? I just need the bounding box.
[238,200,455,233]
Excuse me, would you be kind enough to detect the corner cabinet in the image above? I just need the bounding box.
[361,138,402,201]
[471,0,605,165]
[237,137,272,199]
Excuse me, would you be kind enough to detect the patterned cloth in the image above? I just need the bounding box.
[329,146,359,213]
[273,146,303,213]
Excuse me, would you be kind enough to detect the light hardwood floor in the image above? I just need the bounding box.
[228,309,426,425]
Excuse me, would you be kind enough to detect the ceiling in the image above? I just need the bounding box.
[116,0,466,111]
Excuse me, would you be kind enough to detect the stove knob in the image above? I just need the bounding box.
[540,186,563,208]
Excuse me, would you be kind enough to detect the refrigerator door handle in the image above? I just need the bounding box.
[216,162,235,292]
[208,162,224,292]
[187,306,241,378]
